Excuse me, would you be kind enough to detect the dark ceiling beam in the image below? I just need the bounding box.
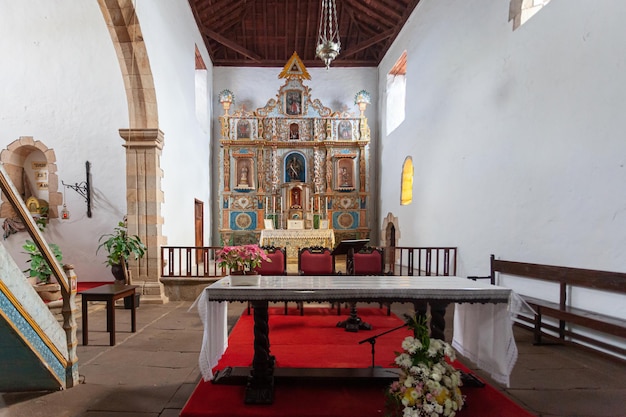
[194,0,220,15]
[341,28,393,58]
[188,1,216,59]
[203,28,263,62]
[376,0,405,18]
[262,0,269,59]
[213,58,377,67]
[205,0,247,26]
[343,0,396,29]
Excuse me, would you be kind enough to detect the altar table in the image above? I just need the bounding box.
[259,229,335,261]
[196,275,518,404]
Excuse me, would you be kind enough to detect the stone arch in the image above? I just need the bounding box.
[97,0,158,128]
[97,0,167,303]
[0,136,62,219]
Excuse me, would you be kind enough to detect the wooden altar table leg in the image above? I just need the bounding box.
[245,300,275,404]
[336,302,372,332]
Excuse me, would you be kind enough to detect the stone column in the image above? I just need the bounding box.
[119,128,168,304]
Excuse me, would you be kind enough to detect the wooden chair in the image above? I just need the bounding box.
[296,246,335,315]
[247,246,287,314]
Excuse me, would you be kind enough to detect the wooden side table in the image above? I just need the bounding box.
[79,284,138,346]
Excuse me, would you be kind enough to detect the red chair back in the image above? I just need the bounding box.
[352,247,384,275]
[254,246,286,275]
[298,247,335,275]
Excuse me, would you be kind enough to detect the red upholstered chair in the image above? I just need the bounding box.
[350,247,389,314]
[248,246,286,314]
[254,246,286,275]
[352,247,384,275]
[297,246,335,315]
[298,246,335,275]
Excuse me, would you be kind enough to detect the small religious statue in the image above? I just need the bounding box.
[289,123,299,140]
[291,187,302,208]
[340,167,351,187]
[239,165,249,186]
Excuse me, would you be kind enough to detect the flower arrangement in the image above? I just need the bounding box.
[354,89,371,105]
[386,315,464,417]
[216,244,270,274]
[218,89,235,104]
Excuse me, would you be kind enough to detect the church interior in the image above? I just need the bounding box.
[1,0,626,416]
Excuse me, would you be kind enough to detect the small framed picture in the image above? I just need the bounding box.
[229,118,258,140]
[264,219,274,230]
[337,120,353,140]
[285,90,302,116]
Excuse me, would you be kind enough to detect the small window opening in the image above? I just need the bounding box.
[386,51,407,135]
[509,0,552,30]
[195,45,209,132]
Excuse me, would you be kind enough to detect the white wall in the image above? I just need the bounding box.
[0,0,129,281]
[0,0,212,281]
[137,0,213,246]
[378,0,626,319]
[211,66,378,243]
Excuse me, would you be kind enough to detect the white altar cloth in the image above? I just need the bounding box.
[259,229,335,259]
[195,275,517,386]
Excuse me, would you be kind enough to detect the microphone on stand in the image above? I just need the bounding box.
[358,323,408,368]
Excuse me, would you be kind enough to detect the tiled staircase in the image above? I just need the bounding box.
[0,243,78,392]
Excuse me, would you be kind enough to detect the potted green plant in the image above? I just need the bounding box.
[97,221,147,283]
[22,239,63,302]
[97,221,146,308]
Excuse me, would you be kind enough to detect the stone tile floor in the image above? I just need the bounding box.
[1,300,625,417]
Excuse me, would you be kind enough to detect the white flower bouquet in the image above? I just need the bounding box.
[386,315,464,417]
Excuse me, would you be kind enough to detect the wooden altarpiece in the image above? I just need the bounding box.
[218,52,371,246]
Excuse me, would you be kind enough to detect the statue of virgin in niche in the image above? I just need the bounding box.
[287,156,301,181]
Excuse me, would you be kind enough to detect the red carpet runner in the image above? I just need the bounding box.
[182,307,535,417]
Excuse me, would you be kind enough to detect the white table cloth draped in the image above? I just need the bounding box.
[194,275,519,385]
[195,291,228,381]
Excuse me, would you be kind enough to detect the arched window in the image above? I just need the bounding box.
[400,157,413,206]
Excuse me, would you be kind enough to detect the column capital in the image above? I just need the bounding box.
[119,128,164,150]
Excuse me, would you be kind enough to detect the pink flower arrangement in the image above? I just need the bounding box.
[216,244,271,273]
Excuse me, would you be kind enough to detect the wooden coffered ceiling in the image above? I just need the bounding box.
[188,0,421,68]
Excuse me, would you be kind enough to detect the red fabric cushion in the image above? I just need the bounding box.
[254,250,285,275]
[299,251,333,275]
[353,251,382,275]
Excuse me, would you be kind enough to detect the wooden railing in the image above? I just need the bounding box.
[161,246,227,278]
[162,245,458,278]
[388,247,457,276]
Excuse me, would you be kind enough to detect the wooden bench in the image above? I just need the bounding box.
[489,255,626,358]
